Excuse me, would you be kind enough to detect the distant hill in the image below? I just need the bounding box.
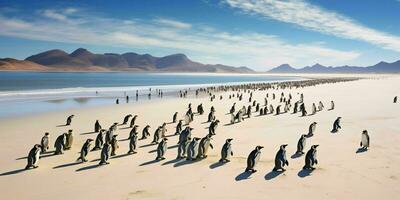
[17,48,254,73]
[0,58,49,71]
[268,60,400,73]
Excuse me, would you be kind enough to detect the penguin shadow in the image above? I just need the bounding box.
[139,143,157,148]
[53,161,82,169]
[201,121,209,124]
[356,148,368,154]
[56,124,69,127]
[168,144,178,149]
[76,164,99,172]
[119,138,130,142]
[235,171,252,181]
[139,159,161,166]
[290,152,303,159]
[223,123,234,126]
[166,122,174,125]
[165,134,178,138]
[173,159,201,167]
[40,153,58,159]
[0,168,26,176]
[111,153,131,159]
[209,161,226,169]
[297,169,313,178]
[90,158,101,163]
[264,170,284,180]
[119,127,132,130]
[80,131,96,135]
[162,158,181,166]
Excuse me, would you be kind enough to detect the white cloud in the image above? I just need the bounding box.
[0,7,360,70]
[154,18,192,29]
[224,0,400,52]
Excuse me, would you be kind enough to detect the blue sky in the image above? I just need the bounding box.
[0,0,399,70]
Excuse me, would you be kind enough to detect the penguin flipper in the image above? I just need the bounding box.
[231,151,233,156]
[285,160,289,166]
[210,144,214,149]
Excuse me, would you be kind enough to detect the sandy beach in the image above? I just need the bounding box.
[1,74,400,200]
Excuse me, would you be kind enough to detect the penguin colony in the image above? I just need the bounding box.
[24,77,372,177]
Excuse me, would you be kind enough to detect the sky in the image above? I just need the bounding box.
[0,0,399,71]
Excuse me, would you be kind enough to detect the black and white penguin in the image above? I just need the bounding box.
[308,122,317,137]
[318,101,324,111]
[25,144,42,170]
[141,125,151,139]
[99,142,111,165]
[198,134,214,159]
[54,133,66,155]
[187,137,201,161]
[296,134,307,155]
[40,132,50,154]
[197,104,204,115]
[77,139,93,162]
[92,130,105,151]
[303,145,319,170]
[172,112,178,123]
[64,129,73,150]
[178,127,193,145]
[360,130,370,150]
[152,126,162,144]
[263,106,268,115]
[293,101,299,114]
[66,115,74,126]
[219,138,233,162]
[208,120,220,135]
[330,100,335,110]
[122,114,132,125]
[105,130,113,144]
[161,123,167,137]
[394,96,398,103]
[94,120,102,132]
[156,138,168,160]
[276,105,281,115]
[177,137,191,159]
[331,117,342,133]
[230,103,236,114]
[130,115,138,127]
[175,120,183,135]
[300,103,307,116]
[247,105,252,118]
[245,146,263,173]
[273,144,289,172]
[128,129,138,154]
[208,110,215,122]
[110,135,119,156]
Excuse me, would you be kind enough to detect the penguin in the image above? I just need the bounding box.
[172,112,178,123]
[64,129,73,150]
[25,144,42,170]
[394,96,398,103]
[130,115,138,127]
[94,120,102,132]
[318,101,324,111]
[208,111,215,122]
[197,104,204,115]
[92,130,105,151]
[128,128,138,154]
[230,103,236,114]
[311,103,317,115]
[110,135,119,156]
[330,100,335,110]
[105,130,113,144]
[269,104,274,114]
[219,138,233,162]
[40,132,50,154]
[187,137,201,161]
[307,122,317,137]
[177,137,191,159]
[360,130,370,150]
[331,117,342,133]
[129,125,139,140]
[198,134,214,159]
[77,139,93,162]
[273,144,289,172]
[99,142,111,165]
[303,145,319,170]
[161,123,167,137]
[247,105,252,118]
[245,146,263,173]
[66,115,74,125]
[276,105,281,115]
[178,127,193,144]
[122,114,132,125]
[142,125,151,139]
[259,108,263,116]
[300,103,307,116]
[293,101,299,114]
[209,120,220,135]
[152,126,162,144]
[175,120,183,135]
[263,106,268,115]
[296,134,307,155]
[54,133,66,155]
[156,138,168,160]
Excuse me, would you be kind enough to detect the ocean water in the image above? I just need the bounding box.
[0,72,300,118]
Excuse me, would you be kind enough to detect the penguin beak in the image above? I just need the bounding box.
[259,146,264,149]
[283,144,288,148]
[315,145,319,148]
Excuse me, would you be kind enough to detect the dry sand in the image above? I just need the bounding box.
[1,74,400,200]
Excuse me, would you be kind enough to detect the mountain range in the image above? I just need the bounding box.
[268,61,400,73]
[0,48,254,73]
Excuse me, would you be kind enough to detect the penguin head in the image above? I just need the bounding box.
[280,144,288,149]
[215,120,220,123]
[256,146,264,150]
[45,132,49,136]
[226,138,233,143]
[87,139,94,142]
[35,144,42,148]
[314,122,317,125]
[301,134,307,138]
[312,145,319,149]
[113,135,118,138]
[362,130,368,135]
[163,137,168,141]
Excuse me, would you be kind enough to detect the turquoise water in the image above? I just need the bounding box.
[0,72,299,118]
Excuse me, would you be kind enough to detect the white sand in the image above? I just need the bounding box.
[1,74,400,200]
